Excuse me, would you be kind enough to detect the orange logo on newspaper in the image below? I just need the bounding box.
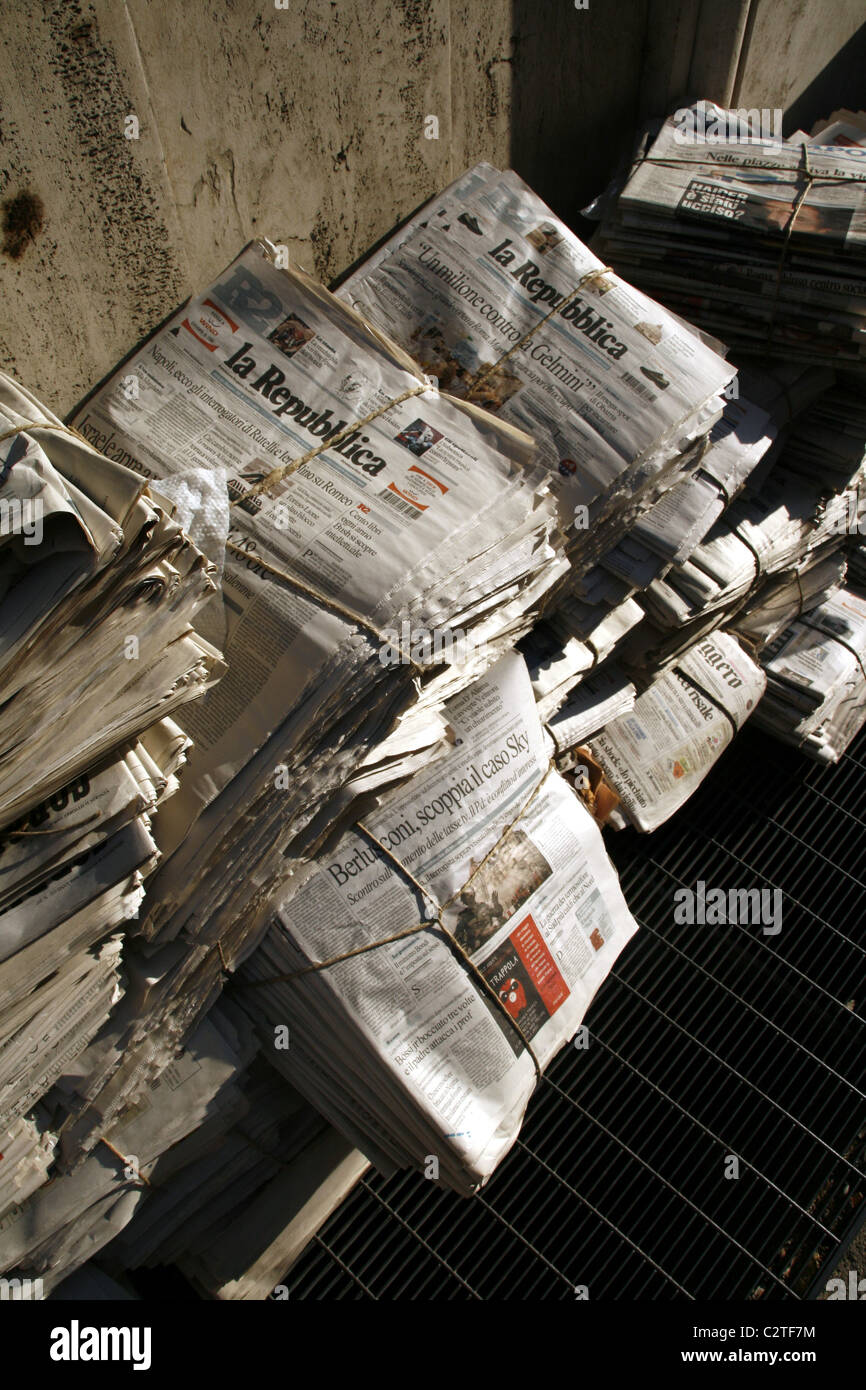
[672,760,686,779]
[182,298,239,351]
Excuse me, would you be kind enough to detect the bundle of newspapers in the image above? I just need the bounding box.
[595,101,866,370]
[0,1009,257,1294]
[752,584,866,761]
[336,161,737,580]
[240,653,638,1195]
[517,357,835,773]
[626,377,865,675]
[55,241,569,1158]
[587,630,766,831]
[0,371,222,1240]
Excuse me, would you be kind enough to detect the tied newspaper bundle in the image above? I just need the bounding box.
[0,1009,261,1294]
[0,372,223,1227]
[626,374,866,676]
[585,362,830,613]
[524,362,817,729]
[60,241,568,1159]
[752,584,866,762]
[595,102,866,369]
[515,360,831,775]
[586,630,766,832]
[336,162,736,582]
[99,1043,336,1299]
[240,653,638,1195]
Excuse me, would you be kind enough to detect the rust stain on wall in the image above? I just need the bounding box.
[1,190,45,259]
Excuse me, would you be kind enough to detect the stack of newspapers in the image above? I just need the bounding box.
[240,652,639,1195]
[0,1009,255,1293]
[630,409,865,674]
[336,161,736,577]
[752,584,866,761]
[521,359,832,751]
[587,630,767,831]
[0,374,222,1241]
[0,723,193,1136]
[595,101,866,369]
[56,242,570,1159]
[10,129,866,1279]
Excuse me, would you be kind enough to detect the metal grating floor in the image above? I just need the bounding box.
[282,722,866,1300]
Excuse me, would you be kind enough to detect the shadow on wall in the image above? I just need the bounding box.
[781,21,866,134]
[508,0,650,229]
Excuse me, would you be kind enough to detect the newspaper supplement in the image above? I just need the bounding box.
[338,163,735,530]
[242,653,638,1194]
[589,632,766,831]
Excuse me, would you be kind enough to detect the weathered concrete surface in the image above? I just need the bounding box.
[0,0,190,413]
[1,0,864,414]
[125,0,454,289]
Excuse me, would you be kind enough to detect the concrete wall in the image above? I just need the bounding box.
[1,0,863,414]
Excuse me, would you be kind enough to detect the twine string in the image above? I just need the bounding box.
[236,760,561,1078]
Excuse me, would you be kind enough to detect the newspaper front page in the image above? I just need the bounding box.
[245,653,638,1192]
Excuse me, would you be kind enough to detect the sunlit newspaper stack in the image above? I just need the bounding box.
[337,162,735,574]
[596,102,866,369]
[0,372,223,827]
[0,1009,254,1293]
[594,362,829,601]
[730,550,849,652]
[542,371,782,686]
[752,585,866,761]
[64,242,568,1156]
[0,723,195,1142]
[0,374,223,1205]
[587,631,766,831]
[633,435,864,673]
[240,653,638,1196]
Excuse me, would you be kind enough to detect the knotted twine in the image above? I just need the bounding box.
[236,759,564,1079]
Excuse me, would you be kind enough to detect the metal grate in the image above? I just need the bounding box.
[283,722,866,1299]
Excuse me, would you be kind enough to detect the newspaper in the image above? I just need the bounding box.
[241,652,638,1194]
[597,102,866,366]
[0,1009,254,1290]
[753,584,866,761]
[337,162,735,550]
[589,631,766,830]
[0,1113,55,1223]
[0,372,224,829]
[59,241,569,1159]
[546,661,637,757]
